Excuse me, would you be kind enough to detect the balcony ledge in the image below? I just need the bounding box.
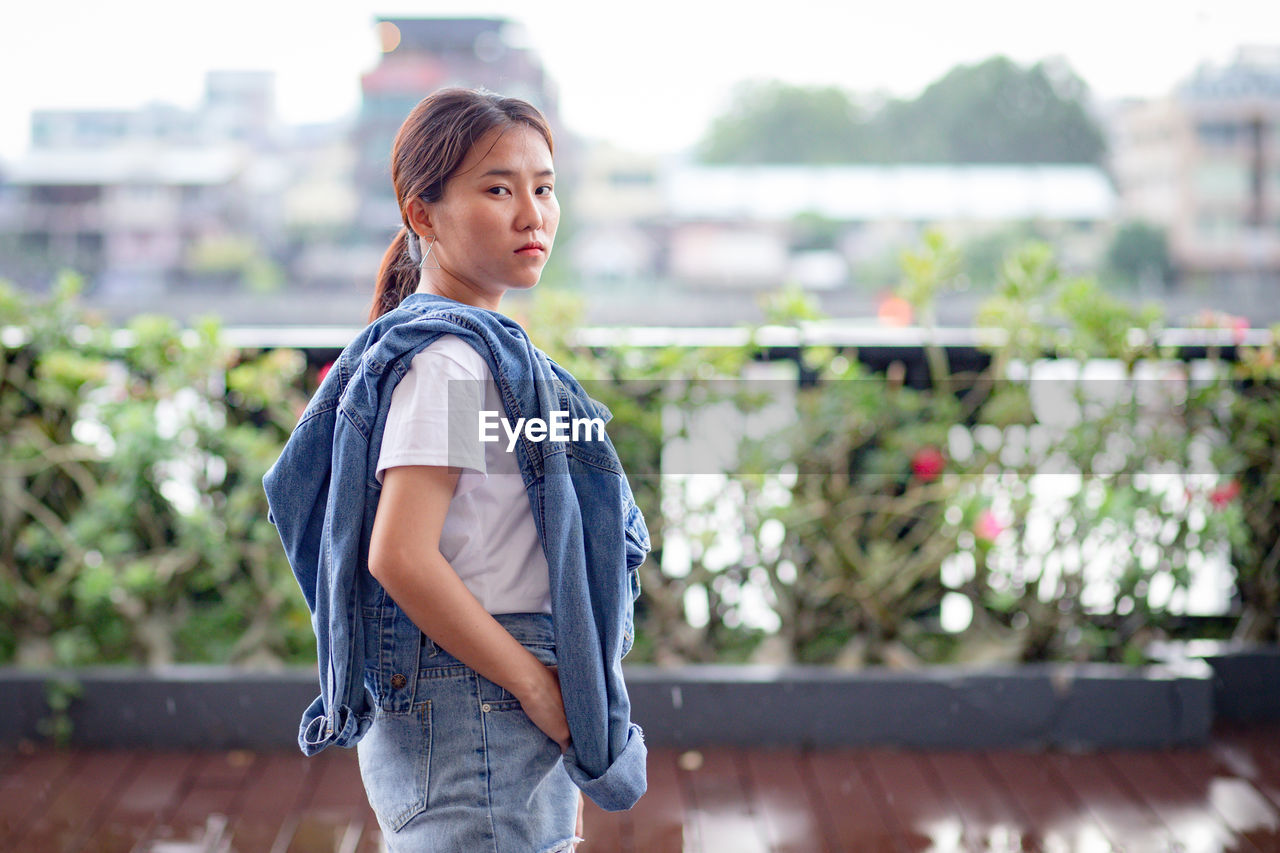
[0,658,1248,751]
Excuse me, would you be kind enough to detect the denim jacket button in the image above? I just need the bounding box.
[391,673,407,689]
[481,703,492,713]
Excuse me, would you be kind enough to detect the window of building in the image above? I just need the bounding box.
[1197,121,1242,147]
[1194,162,1249,200]
[31,185,101,205]
[76,232,104,260]
[1197,212,1244,242]
[20,232,50,254]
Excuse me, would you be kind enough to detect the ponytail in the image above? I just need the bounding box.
[369,227,420,322]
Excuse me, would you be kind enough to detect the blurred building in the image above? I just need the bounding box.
[1110,46,1280,293]
[568,145,665,283]
[202,71,278,149]
[0,18,570,324]
[278,122,364,290]
[567,154,1115,291]
[0,72,282,297]
[0,146,245,296]
[29,71,277,150]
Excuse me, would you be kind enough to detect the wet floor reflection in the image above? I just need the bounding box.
[5,732,1280,851]
[891,773,1280,853]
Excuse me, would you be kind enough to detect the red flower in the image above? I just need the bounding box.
[1209,480,1240,509]
[911,446,946,483]
[317,361,334,384]
[878,295,913,327]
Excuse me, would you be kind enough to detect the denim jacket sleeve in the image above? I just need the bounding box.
[536,374,652,811]
[263,354,376,754]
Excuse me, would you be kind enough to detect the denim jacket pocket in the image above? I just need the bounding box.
[620,567,640,658]
[622,497,650,572]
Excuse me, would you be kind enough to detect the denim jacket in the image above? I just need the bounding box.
[263,292,650,811]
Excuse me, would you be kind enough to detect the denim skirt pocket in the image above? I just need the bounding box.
[482,694,565,786]
[356,702,431,832]
[476,640,567,799]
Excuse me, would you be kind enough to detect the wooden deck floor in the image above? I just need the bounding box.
[2,723,1279,852]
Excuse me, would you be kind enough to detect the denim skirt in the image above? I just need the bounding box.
[356,612,580,853]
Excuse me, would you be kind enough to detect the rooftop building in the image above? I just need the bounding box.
[1110,46,1280,299]
[660,164,1115,223]
[568,158,1116,291]
[30,71,276,150]
[0,73,279,296]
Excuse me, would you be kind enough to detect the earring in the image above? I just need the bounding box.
[420,235,440,270]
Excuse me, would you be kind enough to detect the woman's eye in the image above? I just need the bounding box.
[536,186,554,196]
[487,186,510,196]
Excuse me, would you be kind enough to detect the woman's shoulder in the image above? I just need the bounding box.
[409,333,491,381]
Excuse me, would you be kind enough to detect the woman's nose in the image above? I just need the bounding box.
[514,191,543,231]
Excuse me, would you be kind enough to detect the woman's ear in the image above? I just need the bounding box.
[405,197,433,240]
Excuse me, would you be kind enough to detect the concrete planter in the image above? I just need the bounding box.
[0,660,1219,751]
[1199,644,1280,723]
[0,666,317,750]
[626,662,1214,750]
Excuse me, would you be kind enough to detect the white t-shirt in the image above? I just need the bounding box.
[375,334,551,615]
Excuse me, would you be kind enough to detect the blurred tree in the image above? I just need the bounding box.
[877,56,1106,163]
[697,81,869,163]
[187,235,285,293]
[0,277,314,667]
[789,211,843,251]
[1105,221,1174,288]
[958,221,1050,290]
[698,57,1106,165]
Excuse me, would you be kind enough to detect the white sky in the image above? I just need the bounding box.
[2,0,1279,160]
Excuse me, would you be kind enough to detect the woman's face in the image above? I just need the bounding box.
[418,123,559,308]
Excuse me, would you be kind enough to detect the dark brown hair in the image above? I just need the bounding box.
[369,88,555,322]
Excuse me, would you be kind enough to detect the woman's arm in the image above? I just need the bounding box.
[368,464,569,749]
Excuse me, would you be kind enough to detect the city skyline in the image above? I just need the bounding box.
[3,0,1280,160]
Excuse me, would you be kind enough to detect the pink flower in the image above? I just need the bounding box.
[317,361,334,384]
[1232,316,1248,346]
[1209,480,1240,509]
[911,446,946,483]
[974,510,1004,542]
[1197,311,1249,344]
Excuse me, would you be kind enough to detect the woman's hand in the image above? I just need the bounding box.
[373,465,574,748]
[515,663,571,751]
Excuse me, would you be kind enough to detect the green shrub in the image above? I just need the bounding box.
[0,276,312,666]
[2,243,1272,669]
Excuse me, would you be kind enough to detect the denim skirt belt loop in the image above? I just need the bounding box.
[356,612,580,853]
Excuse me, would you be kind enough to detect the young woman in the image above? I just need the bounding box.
[264,89,649,852]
